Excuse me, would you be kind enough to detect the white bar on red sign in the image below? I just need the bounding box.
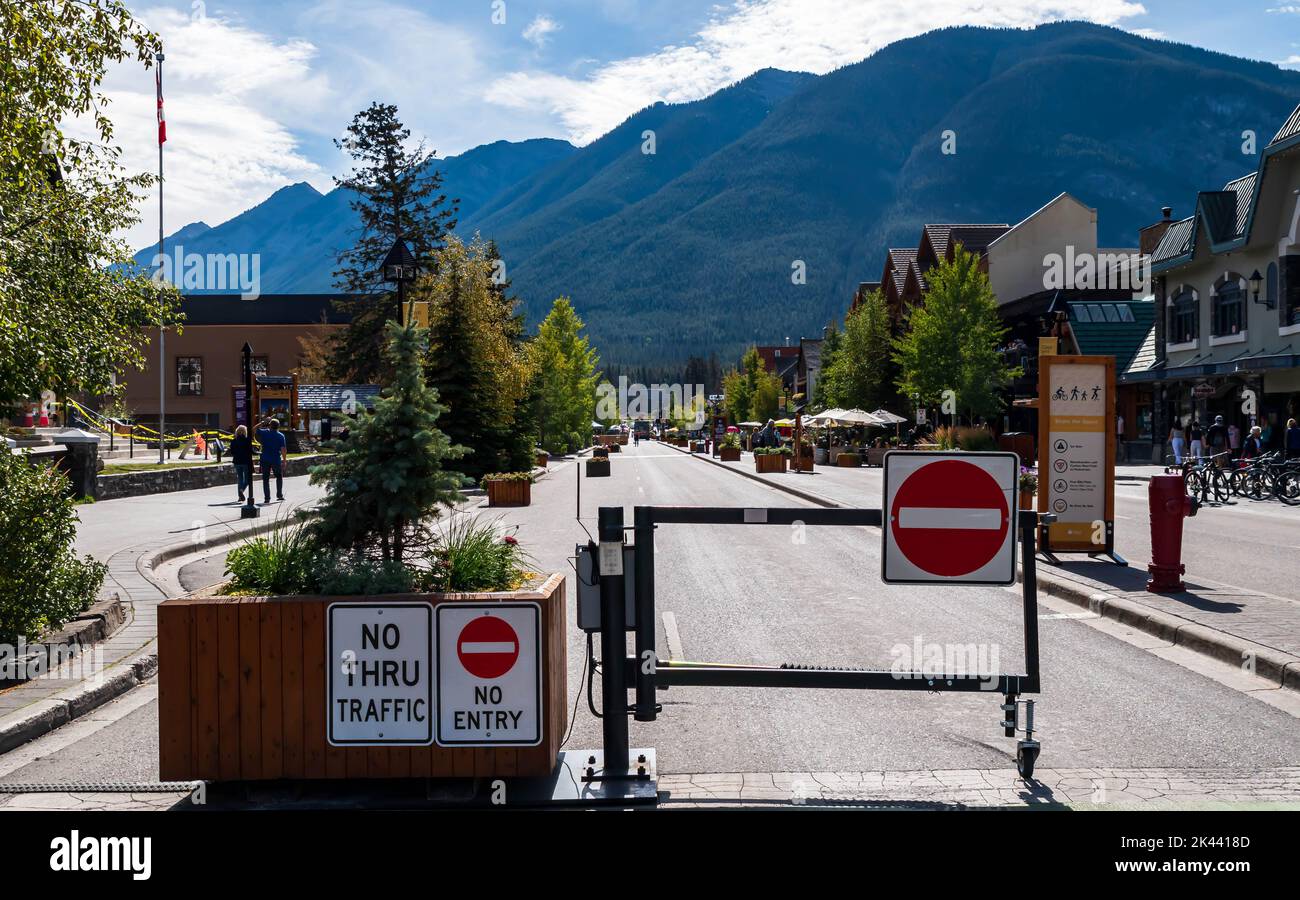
[897,508,1002,530]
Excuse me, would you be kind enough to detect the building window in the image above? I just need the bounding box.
[176,357,203,396]
[1169,289,1197,345]
[1284,256,1300,327]
[1211,277,1244,337]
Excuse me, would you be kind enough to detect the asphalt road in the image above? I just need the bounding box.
[6,444,1298,788]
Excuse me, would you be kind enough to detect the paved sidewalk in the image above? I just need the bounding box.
[0,476,325,753]
[672,444,1300,689]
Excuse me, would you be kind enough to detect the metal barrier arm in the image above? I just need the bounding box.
[593,505,1047,779]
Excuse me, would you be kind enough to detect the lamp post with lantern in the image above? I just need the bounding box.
[381,237,421,325]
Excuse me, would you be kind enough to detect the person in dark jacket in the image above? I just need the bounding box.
[1287,418,1300,460]
[230,425,253,502]
[1242,425,1264,459]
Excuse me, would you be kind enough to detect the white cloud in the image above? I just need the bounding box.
[91,7,332,250]
[486,0,1148,145]
[1280,54,1300,68]
[1128,27,1166,40]
[523,14,562,48]
[1266,5,1300,13]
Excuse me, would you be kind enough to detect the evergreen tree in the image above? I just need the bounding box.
[811,320,842,410]
[893,245,1020,423]
[329,102,458,383]
[309,323,465,562]
[533,298,599,453]
[421,236,533,479]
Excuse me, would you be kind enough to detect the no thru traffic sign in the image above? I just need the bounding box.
[882,451,1018,585]
[328,603,433,746]
[437,603,542,747]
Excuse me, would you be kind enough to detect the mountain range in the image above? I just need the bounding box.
[136,21,1300,368]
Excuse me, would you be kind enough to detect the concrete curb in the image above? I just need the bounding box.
[0,651,158,755]
[1027,568,1300,693]
[669,441,1300,692]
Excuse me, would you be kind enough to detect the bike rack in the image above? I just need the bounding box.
[588,505,1049,785]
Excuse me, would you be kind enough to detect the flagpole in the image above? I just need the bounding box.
[157,51,165,464]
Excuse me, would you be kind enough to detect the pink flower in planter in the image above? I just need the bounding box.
[503,535,519,546]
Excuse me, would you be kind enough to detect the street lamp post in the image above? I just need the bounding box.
[381,237,420,324]
[241,342,259,519]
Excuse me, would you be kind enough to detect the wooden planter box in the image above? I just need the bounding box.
[1019,489,1036,510]
[792,455,814,472]
[755,453,787,473]
[535,452,548,468]
[719,447,741,462]
[837,452,861,467]
[865,447,889,467]
[586,457,611,477]
[157,574,567,782]
[691,441,707,453]
[486,478,531,507]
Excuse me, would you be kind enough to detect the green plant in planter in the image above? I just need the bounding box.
[1019,468,1038,493]
[424,516,534,592]
[223,516,319,596]
[956,426,998,452]
[480,471,535,487]
[720,432,742,450]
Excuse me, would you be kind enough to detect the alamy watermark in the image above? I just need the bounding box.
[595,377,706,427]
[1,638,105,685]
[889,637,1000,690]
[1042,246,1149,294]
[151,244,261,300]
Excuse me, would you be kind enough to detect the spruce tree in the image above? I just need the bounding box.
[329,102,458,383]
[309,323,465,562]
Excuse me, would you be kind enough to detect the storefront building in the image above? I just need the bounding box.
[1133,103,1300,459]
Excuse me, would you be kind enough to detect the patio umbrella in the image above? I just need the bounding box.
[836,409,886,426]
[804,408,847,426]
[870,409,908,425]
[738,421,763,428]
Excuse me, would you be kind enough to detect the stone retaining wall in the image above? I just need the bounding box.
[95,454,329,501]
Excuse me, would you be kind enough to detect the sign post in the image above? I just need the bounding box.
[1038,354,1124,565]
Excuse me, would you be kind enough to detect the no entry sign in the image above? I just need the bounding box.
[436,603,542,747]
[882,451,1018,585]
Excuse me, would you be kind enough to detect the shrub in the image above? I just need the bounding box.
[956,427,998,452]
[425,516,532,592]
[0,452,106,643]
[933,425,956,450]
[315,554,416,596]
[720,432,742,450]
[223,517,318,596]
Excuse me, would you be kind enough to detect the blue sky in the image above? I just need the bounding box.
[101,1,1300,248]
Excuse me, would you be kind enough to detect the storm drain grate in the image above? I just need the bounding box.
[0,781,201,793]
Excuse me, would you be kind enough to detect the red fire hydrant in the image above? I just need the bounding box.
[1147,473,1198,593]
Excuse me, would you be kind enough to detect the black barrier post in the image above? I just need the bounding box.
[633,506,656,721]
[1019,509,1041,685]
[597,506,629,774]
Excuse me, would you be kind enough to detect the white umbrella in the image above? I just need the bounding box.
[804,408,847,426]
[837,408,886,426]
[871,408,908,425]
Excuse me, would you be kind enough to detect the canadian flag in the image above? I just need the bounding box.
[155,65,166,144]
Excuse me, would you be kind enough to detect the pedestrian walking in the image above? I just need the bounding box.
[230,425,253,503]
[255,417,287,504]
[1286,418,1300,460]
[1207,414,1228,464]
[1242,425,1264,459]
[1188,419,1204,461]
[1168,420,1185,465]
